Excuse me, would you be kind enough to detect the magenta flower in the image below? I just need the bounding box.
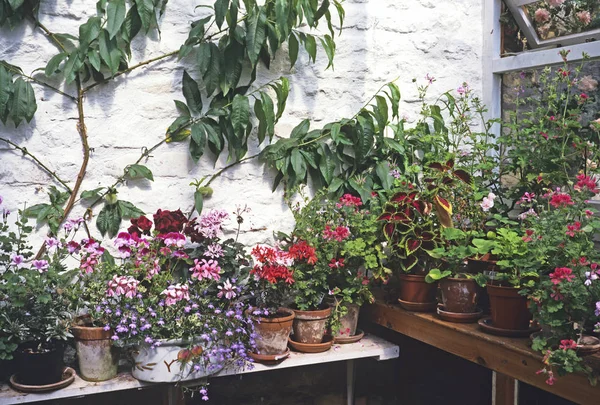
[80,254,99,274]
[32,260,49,273]
[11,254,26,268]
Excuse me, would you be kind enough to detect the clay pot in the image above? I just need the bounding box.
[14,341,65,386]
[487,283,531,330]
[439,278,479,313]
[251,308,295,356]
[292,305,332,344]
[577,335,600,356]
[72,325,119,382]
[334,303,360,338]
[398,274,437,304]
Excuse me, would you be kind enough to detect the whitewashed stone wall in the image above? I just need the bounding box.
[0,0,484,247]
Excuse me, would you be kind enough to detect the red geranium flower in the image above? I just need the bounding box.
[559,339,577,350]
[549,193,574,208]
[549,267,575,285]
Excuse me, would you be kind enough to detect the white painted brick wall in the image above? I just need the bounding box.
[0,0,484,248]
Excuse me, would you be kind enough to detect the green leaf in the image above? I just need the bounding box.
[62,52,82,84]
[88,49,101,72]
[0,65,13,123]
[374,95,388,133]
[260,92,275,141]
[166,116,191,139]
[107,0,126,39]
[275,0,289,37]
[182,70,203,114]
[303,34,317,63]
[288,32,299,68]
[135,0,155,32]
[194,190,204,214]
[99,30,121,75]
[290,119,310,139]
[102,249,116,266]
[254,99,267,144]
[231,94,249,137]
[387,82,401,118]
[290,149,306,179]
[117,200,144,218]
[80,188,104,200]
[174,100,191,117]
[318,144,335,184]
[376,161,393,190]
[269,77,289,121]
[23,203,50,219]
[7,0,25,11]
[10,78,37,127]
[245,7,267,66]
[190,122,207,163]
[126,164,154,181]
[79,17,102,49]
[203,43,222,96]
[122,5,142,43]
[214,0,229,28]
[355,114,374,163]
[97,204,121,237]
[45,53,67,77]
[319,34,335,69]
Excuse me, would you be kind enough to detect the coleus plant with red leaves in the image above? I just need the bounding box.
[378,189,442,273]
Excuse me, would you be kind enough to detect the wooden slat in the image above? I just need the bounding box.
[362,302,600,405]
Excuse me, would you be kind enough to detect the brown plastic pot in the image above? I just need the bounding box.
[487,283,531,330]
[250,308,295,356]
[72,325,119,382]
[439,278,479,313]
[398,274,437,304]
[292,306,332,344]
[14,341,65,386]
[334,303,360,338]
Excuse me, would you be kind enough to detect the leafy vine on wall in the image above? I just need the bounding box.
[0,0,345,254]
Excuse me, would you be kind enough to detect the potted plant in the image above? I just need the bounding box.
[472,225,538,332]
[292,191,383,341]
[88,208,254,389]
[0,207,74,387]
[426,228,489,321]
[378,188,442,312]
[519,180,600,385]
[246,244,295,362]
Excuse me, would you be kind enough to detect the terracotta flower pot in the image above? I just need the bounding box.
[72,325,119,382]
[251,308,295,356]
[487,283,531,330]
[14,341,65,386]
[439,278,479,313]
[398,274,437,304]
[334,303,360,338]
[292,306,332,344]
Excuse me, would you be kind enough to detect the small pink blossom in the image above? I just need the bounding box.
[480,192,496,212]
[107,275,139,298]
[534,8,550,23]
[217,279,237,299]
[577,10,592,25]
[161,283,190,306]
[190,258,221,281]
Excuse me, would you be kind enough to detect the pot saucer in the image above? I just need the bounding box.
[577,336,600,356]
[437,306,482,323]
[397,299,437,312]
[288,335,333,353]
[478,317,541,337]
[248,348,290,364]
[10,367,76,393]
[334,329,365,344]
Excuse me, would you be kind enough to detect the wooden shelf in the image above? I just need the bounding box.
[362,301,600,405]
[0,334,398,405]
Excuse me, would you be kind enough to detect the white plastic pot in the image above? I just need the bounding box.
[131,339,222,383]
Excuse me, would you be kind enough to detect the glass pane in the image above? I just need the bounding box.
[523,0,600,40]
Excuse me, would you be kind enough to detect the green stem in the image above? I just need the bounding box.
[205,153,261,187]
[0,137,72,192]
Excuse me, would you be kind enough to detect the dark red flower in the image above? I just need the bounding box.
[559,339,577,350]
[549,267,575,285]
[153,209,187,234]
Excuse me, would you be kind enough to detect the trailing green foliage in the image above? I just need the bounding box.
[0,0,40,28]
[260,82,403,202]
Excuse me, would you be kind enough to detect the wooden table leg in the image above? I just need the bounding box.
[346,359,356,405]
[494,371,517,405]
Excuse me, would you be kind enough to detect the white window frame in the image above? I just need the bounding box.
[482,0,600,136]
